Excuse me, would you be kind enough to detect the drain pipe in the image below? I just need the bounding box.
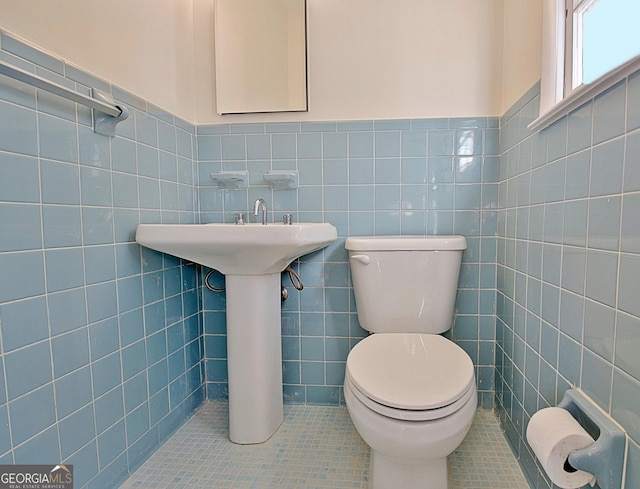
[281,266,303,301]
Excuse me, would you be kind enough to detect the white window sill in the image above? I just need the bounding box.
[528,54,640,132]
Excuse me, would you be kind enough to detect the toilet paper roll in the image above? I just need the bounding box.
[526,407,596,489]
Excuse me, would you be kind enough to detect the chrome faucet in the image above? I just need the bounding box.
[253,198,268,225]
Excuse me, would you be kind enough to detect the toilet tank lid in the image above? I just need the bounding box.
[345,235,467,251]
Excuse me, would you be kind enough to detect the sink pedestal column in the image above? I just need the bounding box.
[225,273,283,444]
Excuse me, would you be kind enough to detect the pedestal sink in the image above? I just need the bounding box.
[135,222,337,444]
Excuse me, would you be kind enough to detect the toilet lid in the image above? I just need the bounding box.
[345,374,476,421]
[346,333,475,411]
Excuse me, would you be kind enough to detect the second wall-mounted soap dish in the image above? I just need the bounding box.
[263,172,298,190]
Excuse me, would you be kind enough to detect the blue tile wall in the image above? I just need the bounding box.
[0,33,203,488]
[497,73,640,489]
[197,118,500,408]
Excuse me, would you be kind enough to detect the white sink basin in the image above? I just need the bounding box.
[135,222,337,275]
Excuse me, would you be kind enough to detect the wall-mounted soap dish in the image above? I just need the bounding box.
[210,172,248,189]
[263,172,298,190]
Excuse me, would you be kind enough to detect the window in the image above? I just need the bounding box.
[532,0,640,130]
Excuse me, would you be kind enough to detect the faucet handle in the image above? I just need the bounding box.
[234,212,246,225]
[283,214,293,225]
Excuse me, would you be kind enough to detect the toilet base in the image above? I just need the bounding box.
[369,452,447,489]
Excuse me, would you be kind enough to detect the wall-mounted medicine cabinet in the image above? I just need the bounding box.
[214,0,308,115]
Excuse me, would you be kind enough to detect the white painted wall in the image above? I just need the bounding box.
[200,0,506,123]
[0,0,543,124]
[0,0,197,122]
[501,0,543,114]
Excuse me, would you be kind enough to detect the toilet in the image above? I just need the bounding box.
[344,235,477,489]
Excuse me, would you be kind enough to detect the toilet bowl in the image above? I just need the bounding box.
[343,236,475,489]
[344,333,476,489]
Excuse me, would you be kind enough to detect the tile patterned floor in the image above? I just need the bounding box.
[120,402,529,489]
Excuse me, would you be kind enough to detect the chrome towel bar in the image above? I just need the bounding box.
[0,59,128,136]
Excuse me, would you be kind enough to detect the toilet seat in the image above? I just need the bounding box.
[345,374,476,421]
[345,333,475,421]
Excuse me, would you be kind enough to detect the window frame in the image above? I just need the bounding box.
[529,0,640,131]
[566,0,600,94]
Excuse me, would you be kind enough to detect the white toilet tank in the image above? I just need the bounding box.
[346,235,467,334]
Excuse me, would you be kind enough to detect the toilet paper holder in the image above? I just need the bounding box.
[557,389,627,489]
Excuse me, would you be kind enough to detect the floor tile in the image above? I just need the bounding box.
[120,402,529,489]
